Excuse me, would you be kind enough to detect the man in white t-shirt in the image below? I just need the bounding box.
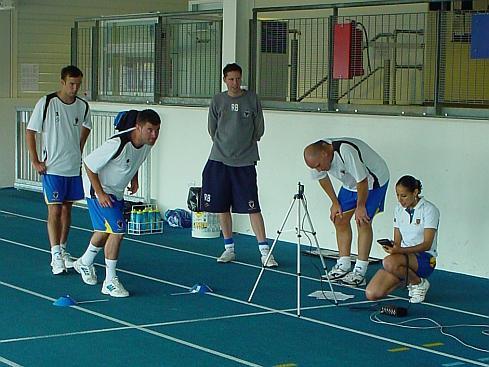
[73,109,161,297]
[26,65,92,275]
[304,138,389,287]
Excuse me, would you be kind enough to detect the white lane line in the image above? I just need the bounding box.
[0,310,276,344]
[1,209,487,320]
[0,281,262,367]
[1,237,487,366]
[76,299,110,304]
[0,356,23,367]
[0,301,384,344]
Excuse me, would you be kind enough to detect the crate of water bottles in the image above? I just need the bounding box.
[127,204,163,235]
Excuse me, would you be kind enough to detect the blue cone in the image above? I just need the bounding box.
[53,295,77,307]
[189,283,213,294]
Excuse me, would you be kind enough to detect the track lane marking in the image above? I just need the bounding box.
[0,281,262,367]
[1,209,488,320]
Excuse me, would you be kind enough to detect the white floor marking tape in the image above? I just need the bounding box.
[0,356,23,367]
[1,209,487,319]
[0,280,262,367]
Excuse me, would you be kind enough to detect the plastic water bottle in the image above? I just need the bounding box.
[154,207,162,231]
[135,210,143,234]
[142,207,150,232]
[129,208,136,233]
[150,207,157,231]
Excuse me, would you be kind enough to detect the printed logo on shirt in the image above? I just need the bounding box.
[203,193,211,203]
[416,219,421,225]
[231,103,239,112]
[55,112,60,123]
[74,117,79,126]
[243,110,251,118]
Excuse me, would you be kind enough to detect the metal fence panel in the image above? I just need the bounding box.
[162,20,222,98]
[74,12,222,103]
[252,9,489,111]
[255,12,429,106]
[99,22,156,102]
[333,13,427,105]
[439,11,489,105]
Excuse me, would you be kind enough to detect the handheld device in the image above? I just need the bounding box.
[377,238,393,247]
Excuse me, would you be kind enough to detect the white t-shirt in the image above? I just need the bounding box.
[394,197,440,257]
[83,129,152,200]
[27,93,92,177]
[310,138,389,191]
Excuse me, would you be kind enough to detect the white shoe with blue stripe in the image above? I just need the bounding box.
[102,277,129,297]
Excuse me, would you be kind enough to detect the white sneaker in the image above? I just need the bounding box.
[338,269,367,287]
[409,278,430,303]
[73,258,98,285]
[323,264,350,281]
[102,277,129,297]
[261,252,278,267]
[61,251,74,269]
[217,249,236,263]
[407,283,415,297]
[51,255,66,275]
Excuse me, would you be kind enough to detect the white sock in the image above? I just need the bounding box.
[60,243,67,254]
[105,259,118,282]
[258,244,270,255]
[224,244,235,252]
[81,243,102,266]
[337,256,351,271]
[354,260,369,276]
[51,245,61,260]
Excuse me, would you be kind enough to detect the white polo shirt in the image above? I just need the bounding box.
[27,94,92,177]
[83,129,152,200]
[394,197,440,257]
[311,138,389,191]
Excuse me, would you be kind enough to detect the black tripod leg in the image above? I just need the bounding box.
[300,198,339,305]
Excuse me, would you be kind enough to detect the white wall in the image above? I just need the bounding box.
[95,101,489,279]
[0,10,12,97]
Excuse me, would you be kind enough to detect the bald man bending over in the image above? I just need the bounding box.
[304,138,389,287]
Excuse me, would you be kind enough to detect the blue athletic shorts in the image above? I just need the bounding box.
[201,160,261,214]
[337,182,389,219]
[415,252,436,278]
[86,196,126,234]
[42,174,84,204]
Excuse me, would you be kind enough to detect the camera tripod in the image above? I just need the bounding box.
[248,182,338,316]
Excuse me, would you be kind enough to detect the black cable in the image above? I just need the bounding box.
[354,21,372,74]
[349,302,380,312]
